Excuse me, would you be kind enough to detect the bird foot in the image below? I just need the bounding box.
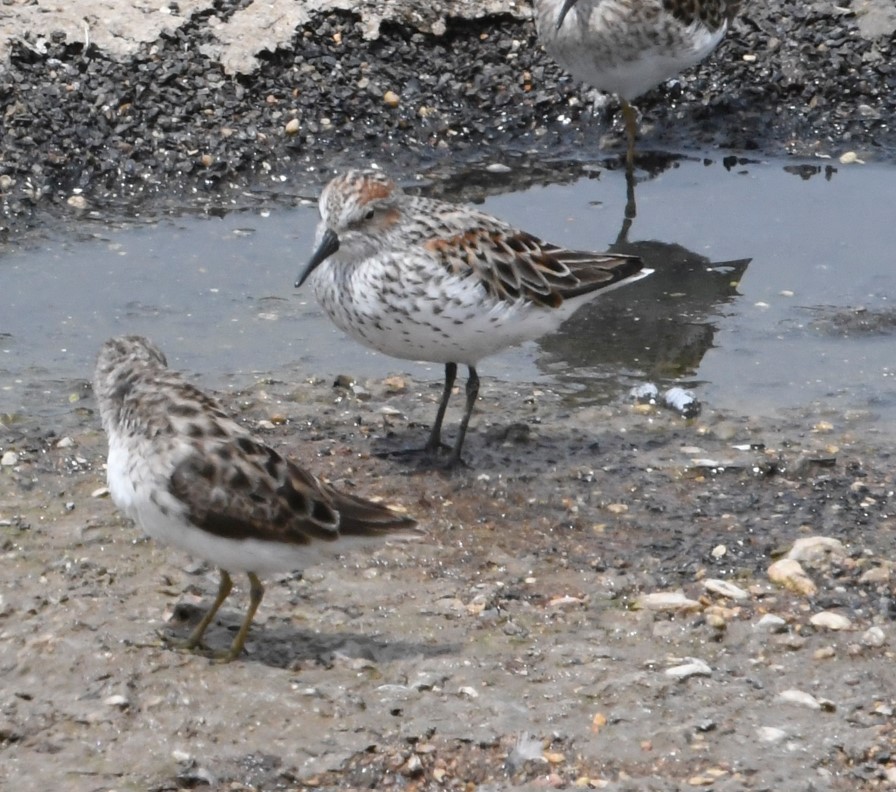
[158,630,243,663]
[374,442,468,472]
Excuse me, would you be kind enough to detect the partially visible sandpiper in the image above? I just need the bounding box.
[535,0,741,167]
[296,168,650,468]
[93,335,420,662]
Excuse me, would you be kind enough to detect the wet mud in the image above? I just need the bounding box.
[2,369,895,790]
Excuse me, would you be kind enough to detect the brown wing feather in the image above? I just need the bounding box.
[168,436,416,545]
[168,437,341,545]
[663,0,739,29]
[427,228,642,308]
[320,483,419,538]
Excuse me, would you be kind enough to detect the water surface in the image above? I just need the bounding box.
[2,154,894,430]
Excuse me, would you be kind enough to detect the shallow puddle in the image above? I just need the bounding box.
[3,153,895,430]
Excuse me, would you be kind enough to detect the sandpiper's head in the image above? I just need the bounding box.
[96,335,167,372]
[94,335,167,409]
[296,169,402,288]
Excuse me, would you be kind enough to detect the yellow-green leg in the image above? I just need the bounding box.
[184,568,234,650]
[621,99,638,172]
[219,572,265,663]
[617,98,640,239]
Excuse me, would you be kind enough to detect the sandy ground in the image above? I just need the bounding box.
[2,368,895,790]
[2,0,896,789]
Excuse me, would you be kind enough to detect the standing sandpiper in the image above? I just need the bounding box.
[94,335,420,661]
[295,169,650,468]
[535,0,741,168]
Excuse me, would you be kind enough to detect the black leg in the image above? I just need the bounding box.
[426,362,457,453]
[446,366,479,468]
[616,164,637,245]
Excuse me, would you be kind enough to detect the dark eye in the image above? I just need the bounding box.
[364,209,375,220]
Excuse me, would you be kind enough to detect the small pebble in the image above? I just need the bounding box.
[767,558,817,596]
[665,658,712,679]
[861,626,886,647]
[351,384,371,400]
[636,591,701,611]
[703,578,748,600]
[284,118,300,135]
[383,90,400,107]
[787,536,846,564]
[858,565,890,584]
[402,754,423,775]
[778,689,822,710]
[809,611,853,631]
[1,451,18,466]
[756,726,787,743]
[630,382,659,402]
[382,375,407,393]
[754,614,787,631]
[662,387,700,417]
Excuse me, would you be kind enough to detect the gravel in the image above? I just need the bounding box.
[1,0,895,239]
[2,373,896,789]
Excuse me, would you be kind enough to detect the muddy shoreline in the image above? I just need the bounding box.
[2,0,896,789]
[2,367,895,790]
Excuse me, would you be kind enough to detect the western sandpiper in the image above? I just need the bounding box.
[295,169,649,468]
[94,335,420,661]
[535,0,740,167]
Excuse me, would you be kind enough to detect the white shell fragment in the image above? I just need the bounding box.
[809,611,853,631]
[629,383,700,416]
[630,383,659,402]
[703,578,749,600]
[636,591,702,611]
[861,626,887,647]
[756,726,788,743]
[786,536,847,564]
[665,658,712,679]
[778,689,822,710]
[838,151,864,164]
[662,387,701,417]
[768,558,817,596]
[755,614,788,632]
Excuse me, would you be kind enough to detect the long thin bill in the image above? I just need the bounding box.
[295,228,340,288]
